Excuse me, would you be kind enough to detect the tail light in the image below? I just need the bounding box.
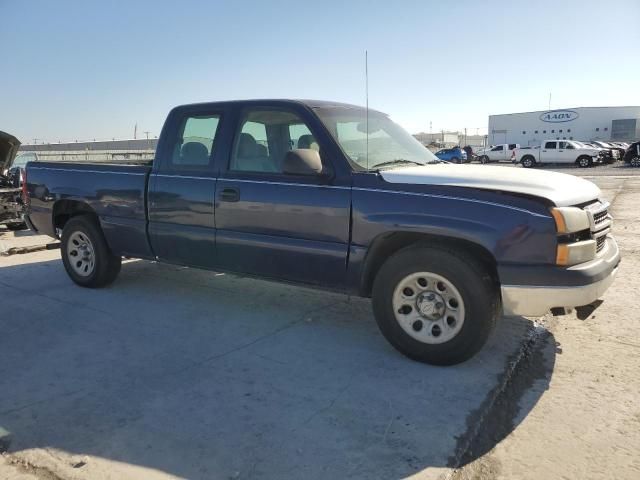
[21,168,29,205]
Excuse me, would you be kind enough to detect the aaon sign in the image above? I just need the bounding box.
[539,110,579,123]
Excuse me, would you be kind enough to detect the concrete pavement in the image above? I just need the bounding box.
[0,228,541,479]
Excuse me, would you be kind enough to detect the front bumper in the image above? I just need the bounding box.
[501,236,620,317]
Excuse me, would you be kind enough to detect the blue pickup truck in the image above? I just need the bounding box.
[23,100,620,365]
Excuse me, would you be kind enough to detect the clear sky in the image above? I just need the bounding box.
[1,0,639,143]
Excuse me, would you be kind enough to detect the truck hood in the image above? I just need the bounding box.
[379,164,601,207]
[0,131,21,174]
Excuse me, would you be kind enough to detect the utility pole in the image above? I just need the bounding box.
[134,123,138,139]
[144,131,151,149]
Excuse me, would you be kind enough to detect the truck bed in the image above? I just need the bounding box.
[26,161,153,257]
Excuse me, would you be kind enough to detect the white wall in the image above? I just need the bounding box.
[488,106,640,146]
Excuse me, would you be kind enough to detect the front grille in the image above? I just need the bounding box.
[593,209,608,225]
[596,235,606,253]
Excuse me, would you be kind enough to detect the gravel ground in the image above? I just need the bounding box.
[477,161,640,176]
[451,175,640,480]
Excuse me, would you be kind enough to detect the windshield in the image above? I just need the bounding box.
[11,152,37,168]
[314,106,440,170]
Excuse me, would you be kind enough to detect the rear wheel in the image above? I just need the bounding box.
[372,246,498,365]
[521,156,535,168]
[577,156,592,168]
[61,215,121,288]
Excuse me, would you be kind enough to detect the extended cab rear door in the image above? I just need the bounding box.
[148,105,231,267]
[214,102,352,288]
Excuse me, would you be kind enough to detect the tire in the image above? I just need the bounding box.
[6,222,27,231]
[631,157,640,168]
[451,157,460,164]
[61,215,121,288]
[372,245,498,365]
[577,156,592,168]
[521,156,535,168]
[480,155,489,164]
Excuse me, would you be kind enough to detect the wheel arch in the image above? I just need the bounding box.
[52,199,98,237]
[359,231,498,297]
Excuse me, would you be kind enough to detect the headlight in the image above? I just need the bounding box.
[556,240,597,266]
[550,207,590,234]
[551,207,595,266]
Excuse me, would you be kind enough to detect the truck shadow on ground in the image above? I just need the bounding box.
[0,257,556,479]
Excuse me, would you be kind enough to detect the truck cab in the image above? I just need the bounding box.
[477,143,519,163]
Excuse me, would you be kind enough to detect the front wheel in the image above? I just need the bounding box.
[451,157,460,164]
[61,215,121,288]
[372,246,498,365]
[630,157,640,168]
[521,156,535,168]
[480,155,489,164]
[577,156,592,168]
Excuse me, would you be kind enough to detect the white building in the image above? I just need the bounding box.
[488,106,640,146]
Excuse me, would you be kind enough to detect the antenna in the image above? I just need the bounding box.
[365,50,369,170]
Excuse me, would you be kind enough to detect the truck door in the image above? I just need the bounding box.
[557,141,574,163]
[489,144,505,161]
[541,141,557,163]
[148,108,227,267]
[214,104,351,288]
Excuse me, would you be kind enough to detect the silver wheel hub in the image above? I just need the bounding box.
[392,272,465,344]
[67,231,95,277]
[416,291,446,320]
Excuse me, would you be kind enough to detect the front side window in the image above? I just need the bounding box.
[230,109,318,173]
[491,145,504,151]
[169,115,220,169]
[314,106,439,170]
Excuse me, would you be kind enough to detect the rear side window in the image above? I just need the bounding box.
[545,141,556,149]
[508,144,517,149]
[169,115,221,169]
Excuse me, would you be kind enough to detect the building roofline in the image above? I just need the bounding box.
[489,106,640,117]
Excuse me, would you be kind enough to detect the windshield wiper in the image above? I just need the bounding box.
[370,159,424,169]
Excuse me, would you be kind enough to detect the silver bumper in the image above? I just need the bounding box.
[501,238,620,317]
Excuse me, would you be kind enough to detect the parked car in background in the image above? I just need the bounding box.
[623,141,640,167]
[434,146,468,163]
[590,141,621,163]
[0,131,27,230]
[23,99,620,365]
[514,140,602,168]
[475,143,519,163]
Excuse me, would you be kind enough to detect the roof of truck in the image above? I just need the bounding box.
[175,99,387,115]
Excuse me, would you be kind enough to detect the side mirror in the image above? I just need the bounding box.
[283,149,324,176]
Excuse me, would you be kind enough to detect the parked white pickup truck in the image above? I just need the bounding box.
[514,140,602,168]
[476,143,520,163]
